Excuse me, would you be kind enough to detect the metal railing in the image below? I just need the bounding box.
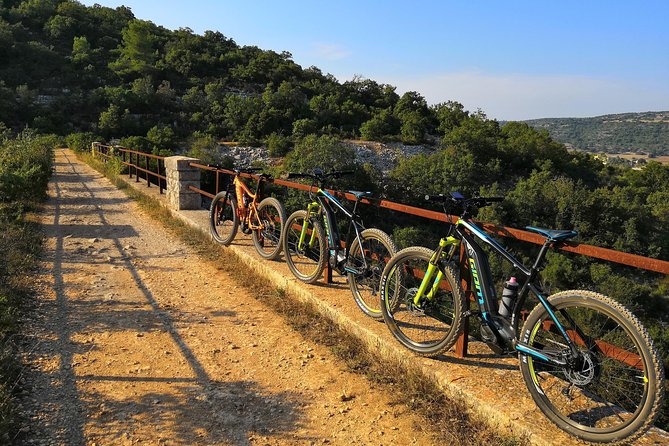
[91,142,669,357]
[94,143,166,194]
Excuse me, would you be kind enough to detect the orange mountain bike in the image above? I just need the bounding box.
[209,167,286,260]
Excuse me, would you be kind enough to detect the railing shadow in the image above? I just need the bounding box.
[23,150,308,444]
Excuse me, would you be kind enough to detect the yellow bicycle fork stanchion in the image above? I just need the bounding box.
[412,237,459,306]
[298,202,320,250]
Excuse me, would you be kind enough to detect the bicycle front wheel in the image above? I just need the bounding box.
[380,246,466,357]
[282,210,327,284]
[209,192,238,245]
[252,197,286,260]
[519,290,664,444]
[347,228,397,319]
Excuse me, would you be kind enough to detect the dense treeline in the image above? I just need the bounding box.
[525,111,669,156]
[0,0,446,147]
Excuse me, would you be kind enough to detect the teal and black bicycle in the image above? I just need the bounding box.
[282,168,397,319]
[379,192,664,444]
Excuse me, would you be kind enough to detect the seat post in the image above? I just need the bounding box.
[531,239,553,271]
[352,197,360,215]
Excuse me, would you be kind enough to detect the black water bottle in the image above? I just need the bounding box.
[498,277,519,317]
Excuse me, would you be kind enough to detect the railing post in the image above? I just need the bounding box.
[146,155,150,187]
[134,153,139,183]
[455,243,470,357]
[323,263,333,284]
[164,156,202,210]
[158,160,163,194]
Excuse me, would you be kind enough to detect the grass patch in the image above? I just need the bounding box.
[81,151,529,446]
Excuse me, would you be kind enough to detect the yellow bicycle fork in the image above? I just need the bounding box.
[298,202,321,251]
[412,236,460,306]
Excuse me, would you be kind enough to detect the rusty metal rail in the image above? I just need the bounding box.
[94,143,166,194]
[91,143,669,358]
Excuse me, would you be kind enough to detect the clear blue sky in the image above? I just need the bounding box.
[80,0,669,120]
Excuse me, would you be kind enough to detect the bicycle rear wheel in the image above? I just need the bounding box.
[282,210,326,284]
[380,246,466,357]
[347,228,397,319]
[209,191,238,245]
[252,197,286,260]
[519,290,664,444]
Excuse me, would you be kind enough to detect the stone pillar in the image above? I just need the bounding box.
[164,156,202,210]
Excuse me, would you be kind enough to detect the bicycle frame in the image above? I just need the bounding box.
[299,188,368,274]
[223,174,265,230]
[413,217,578,367]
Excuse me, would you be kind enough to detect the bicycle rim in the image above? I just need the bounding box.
[210,194,237,245]
[382,249,460,355]
[348,229,396,318]
[252,200,284,259]
[283,212,325,283]
[521,293,662,441]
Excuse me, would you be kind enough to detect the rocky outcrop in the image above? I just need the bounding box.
[216,141,433,174]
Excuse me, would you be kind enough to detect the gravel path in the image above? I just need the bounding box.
[15,149,435,446]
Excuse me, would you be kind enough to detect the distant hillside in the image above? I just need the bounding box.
[524,111,669,155]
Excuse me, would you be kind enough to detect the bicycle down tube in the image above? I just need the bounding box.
[411,217,578,367]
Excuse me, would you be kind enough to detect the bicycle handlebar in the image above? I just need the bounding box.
[286,170,355,181]
[206,164,264,175]
[425,192,503,216]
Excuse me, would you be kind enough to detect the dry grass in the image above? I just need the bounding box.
[82,152,529,446]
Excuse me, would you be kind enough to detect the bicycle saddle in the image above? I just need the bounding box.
[525,226,578,241]
[348,190,373,200]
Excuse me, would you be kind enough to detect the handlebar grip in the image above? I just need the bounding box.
[236,167,263,175]
[335,170,355,176]
[287,172,311,180]
[424,194,446,202]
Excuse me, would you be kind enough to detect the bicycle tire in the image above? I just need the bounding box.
[209,191,238,245]
[282,210,327,284]
[252,197,287,260]
[519,290,664,444]
[380,246,466,357]
[347,228,397,319]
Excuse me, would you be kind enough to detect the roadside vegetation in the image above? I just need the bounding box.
[0,131,55,441]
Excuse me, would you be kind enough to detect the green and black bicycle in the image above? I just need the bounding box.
[282,168,397,319]
[379,192,664,444]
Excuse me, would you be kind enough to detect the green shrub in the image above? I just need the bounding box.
[119,135,151,153]
[266,132,291,157]
[65,132,100,153]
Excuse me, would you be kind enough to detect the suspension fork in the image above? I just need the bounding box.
[413,237,460,306]
[298,202,321,250]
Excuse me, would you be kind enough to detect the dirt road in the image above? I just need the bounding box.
[16,149,435,446]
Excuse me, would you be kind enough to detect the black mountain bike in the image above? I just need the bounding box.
[379,192,664,444]
[282,169,397,319]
